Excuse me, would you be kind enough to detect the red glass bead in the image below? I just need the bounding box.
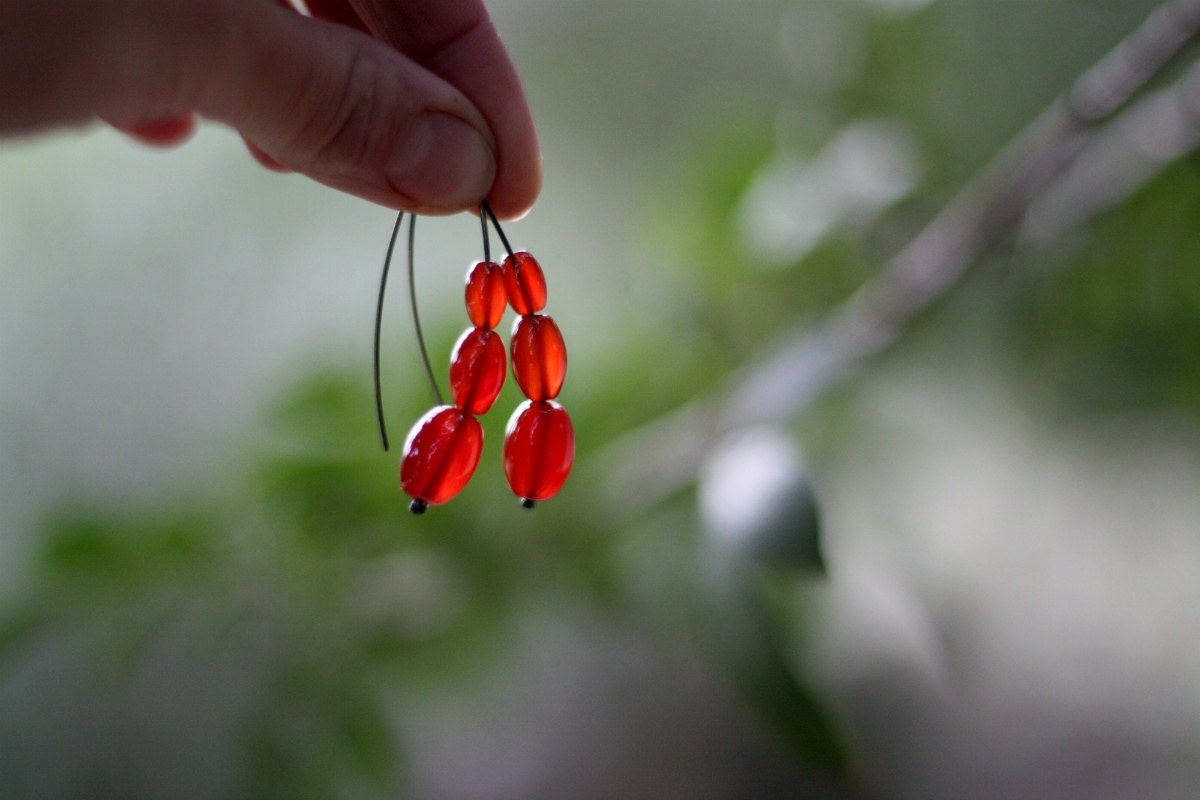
[399,405,484,509]
[502,251,547,315]
[502,400,575,504]
[510,314,566,401]
[449,327,507,415]
[464,260,507,330]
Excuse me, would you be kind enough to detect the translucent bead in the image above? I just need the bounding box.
[464,260,507,330]
[502,400,575,504]
[400,406,484,509]
[449,327,506,415]
[510,314,566,401]
[502,251,547,315]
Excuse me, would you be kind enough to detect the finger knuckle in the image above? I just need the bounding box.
[295,48,406,172]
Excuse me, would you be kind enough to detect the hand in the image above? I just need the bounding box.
[0,0,541,218]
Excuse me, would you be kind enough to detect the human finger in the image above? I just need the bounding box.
[303,0,370,33]
[342,0,542,219]
[0,0,498,214]
[109,114,197,148]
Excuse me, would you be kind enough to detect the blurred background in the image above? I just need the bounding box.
[3,0,1200,797]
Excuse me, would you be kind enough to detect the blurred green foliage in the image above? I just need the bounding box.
[3,1,1199,798]
[1007,158,1200,414]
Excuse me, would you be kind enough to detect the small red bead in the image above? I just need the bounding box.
[502,251,547,315]
[502,400,575,503]
[510,314,567,401]
[464,261,507,330]
[399,406,484,506]
[449,327,507,415]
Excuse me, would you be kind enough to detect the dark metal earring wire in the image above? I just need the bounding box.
[406,214,443,409]
[373,211,443,452]
[480,201,515,259]
[373,211,403,451]
[480,204,491,263]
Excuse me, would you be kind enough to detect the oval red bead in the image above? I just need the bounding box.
[510,314,566,401]
[399,406,484,506]
[502,400,575,503]
[464,260,507,330]
[449,327,506,415]
[502,251,547,315]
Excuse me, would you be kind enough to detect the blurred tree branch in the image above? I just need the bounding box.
[602,0,1200,514]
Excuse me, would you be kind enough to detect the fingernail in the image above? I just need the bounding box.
[389,113,495,210]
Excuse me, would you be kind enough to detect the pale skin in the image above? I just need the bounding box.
[0,0,542,219]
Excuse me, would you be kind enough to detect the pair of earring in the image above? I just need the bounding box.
[374,203,574,514]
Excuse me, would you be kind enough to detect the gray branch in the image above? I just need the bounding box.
[600,0,1200,515]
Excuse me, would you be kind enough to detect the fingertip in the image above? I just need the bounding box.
[485,181,541,221]
[387,112,496,214]
[302,0,371,33]
[242,136,292,172]
[414,18,543,220]
[486,138,543,220]
[110,114,197,148]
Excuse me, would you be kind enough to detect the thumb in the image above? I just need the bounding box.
[2,0,497,214]
[199,3,498,213]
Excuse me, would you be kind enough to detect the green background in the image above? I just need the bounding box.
[2,1,1198,797]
